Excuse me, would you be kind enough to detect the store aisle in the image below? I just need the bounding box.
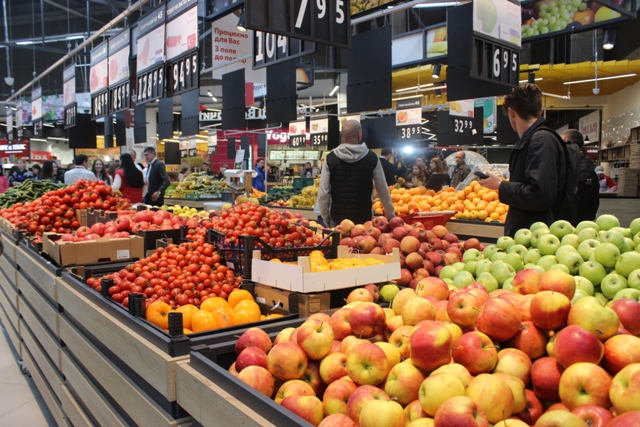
[0,323,57,426]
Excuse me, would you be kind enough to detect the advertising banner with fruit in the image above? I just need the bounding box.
[63,65,76,107]
[32,87,42,121]
[90,41,109,94]
[521,0,635,40]
[136,5,166,74]
[425,24,448,59]
[474,0,522,47]
[165,0,198,61]
[108,28,130,87]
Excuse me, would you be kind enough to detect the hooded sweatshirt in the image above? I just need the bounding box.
[317,143,395,226]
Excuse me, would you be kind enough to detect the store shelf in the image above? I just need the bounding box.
[0,283,21,356]
[446,219,505,243]
[17,270,60,338]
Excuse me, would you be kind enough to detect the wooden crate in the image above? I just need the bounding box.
[251,246,400,293]
[17,271,60,337]
[0,288,21,356]
[0,251,17,291]
[18,294,62,371]
[16,246,60,303]
[252,283,332,317]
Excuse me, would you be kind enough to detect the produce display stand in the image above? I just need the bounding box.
[447,219,506,243]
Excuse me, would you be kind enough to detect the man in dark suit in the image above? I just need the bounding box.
[379,148,396,186]
[143,147,170,206]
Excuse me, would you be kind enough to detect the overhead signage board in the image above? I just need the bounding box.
[108,28,131,114]
[165,0,200,97]
[309,116,329,146]
[395,97,422,141]
[90,41,109,119]
[449,99,475,135]
[32,86,43,137]
[136,5,166,104]
[64,65,77,129]
[245,0,350,49]
[579,110,600,143]
[289,119,307,148]
[473,0,521,47]
[253,31,316,69]
[425,24,448,59]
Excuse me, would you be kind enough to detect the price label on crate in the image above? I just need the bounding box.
[166,50,199,97]
[136,65,165,104]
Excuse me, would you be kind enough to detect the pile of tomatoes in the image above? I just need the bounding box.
[86,239,243,309]
[0,180,130,236]
[205,202,325,249]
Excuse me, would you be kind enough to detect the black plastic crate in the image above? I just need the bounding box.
[206,227,339,279]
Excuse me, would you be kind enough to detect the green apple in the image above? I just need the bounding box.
[476,272,499,293]
[561,233,579,249]
[524,263,545,273]
[536,255,558,271]
[531,228,551,248]
[579,260,607,287]
[530,222,549,233]
[574,276,595,296]
[453,270,475,288]
[491,251,507,262]
[594,292,608,306]
[630,217,640,236]
[439,265,459,280]
[503,253,524,272]
[523,248,542,265]
[464,260,478,276]
[508,244,528,258]
[557,250,584,275]
[443,278,454,287]
[593,242,621,268]
[615,251,640,278]
[491,262,516,287]
[568,296,619,341]
[555,245,579,260]
[601,273,628,299]
[578,239,599,261]
[537,234,561,256]
[613,288,640,301]
[610,227,632,239]
[634,232,640,249]
[502,277,514,291]
[628,269,640,291]
[452,262,466,272]
[483,245,500,259]
[623,238,636,253]
[497,236,515,251]
[596,214,620,231]
[575,220,599,234]
[549,219,575,240]
[571,289,589,304]
[475,259,493,276]
[578,227,599,243]
[462,248,482,262]
[379,284,400,302]
[547,264,570,274]
[600,230,626,251]
[514,229,533,247]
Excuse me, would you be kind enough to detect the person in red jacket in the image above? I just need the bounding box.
[0,166,9,194]
[112,153,144,204]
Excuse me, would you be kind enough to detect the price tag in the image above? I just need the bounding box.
[33,119,43,137]
[64,104,77,129]
[396,125,421,140]
[92,91,109,119]
[166,50,199,97]
[450,117,474,134]
[471,36,520,88]
[310,133,328,146]
[136,64,165,105]
[290,134,306,148]
[110,82,130,114]
[253,31,316,69]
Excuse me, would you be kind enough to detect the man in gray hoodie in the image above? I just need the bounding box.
[317,120,396,226]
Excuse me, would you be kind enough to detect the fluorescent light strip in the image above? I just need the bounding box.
[329,85,340,96]
[563,73,637,85]
[542,92,569,99]
[395,83,434,93]
[519,77,543,83]
[414,2,462,7]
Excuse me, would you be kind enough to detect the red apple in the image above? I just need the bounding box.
[513,268,542,295]
[538,270,576,300]
[317,413,357,427]
[530,291,572,331]
[558,362,612,410]
[571,405,614,427]
[363,284,380,302]
[235,327,272,355]
[267,342,308,381]
[274,379,315,404]
[433,395,490,427]
[410,321,453,372]
[346,288,374,303]
[494,348,533,386]
[345,385,390,422]
[602,335,640,376]
[609,299,640,336]
[237,365,275,397]
[416,277,450,300]
[383,361,426,407]
[323,378,358,416]
[319,352,348,385]
[553,325,604,368]
[465,373,515,424]
[610,363,640,414]
[535,410,590,426]
[401,296,436,326]
[388,325,413,360]
[531,357,565,402]
[506,321,548,360]
[280,395,324,426]
[514,389,544,425]
[329,308,353,341]
[348,302,386,338]
[345,343,390,386]
[340,336,368,354]
[452,331,498,375]
[476,297,522,342]
[300,360,325,397]
[447,291,482,328]
[606,411,640,427]
[404,399,428,424]
[236,346,268,372]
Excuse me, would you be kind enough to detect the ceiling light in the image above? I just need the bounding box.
[396,83,434,93]
[15,41,34,46]
[414,2,462,7]
[66,35,84,40]
[207,90,218,102]
[329,85,340,96]
[542,92,570,99]
[403,146,414,154]
[563,73,636,85]
[519,77,543,83]
[432,64,442,79]
[603,29,616,50]
[44,123,54,127]
[237,10,247,32]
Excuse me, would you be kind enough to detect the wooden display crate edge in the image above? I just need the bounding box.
[251,246,401,293]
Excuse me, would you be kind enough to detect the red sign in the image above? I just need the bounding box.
[31,150,52,161]
[0,138,29,158]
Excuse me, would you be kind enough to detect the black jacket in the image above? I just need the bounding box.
[499,118,567,237]
[144,159,171,206]
[379,156,396,185]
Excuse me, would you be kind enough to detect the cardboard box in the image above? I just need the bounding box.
[75,209,88,227]
[75,208,119,227]
[253,283,331,317]
[0,217,15,234]
[134,228,184,251]
[43,232,144,267]
[251,246,401,293]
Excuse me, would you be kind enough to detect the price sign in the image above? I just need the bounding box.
[65,104,77,129]
[110,82,130,114]
[471,37,520,88]
[311,133,328,146]
[397,125,421,140]
[450,117,474,134]
[92,90,109,119]
[253,31,316,69]
[33,119,43,137]
[290,134,306,148]
[246,0,350,49]
[136,65,165,104]
[166,50,199,97]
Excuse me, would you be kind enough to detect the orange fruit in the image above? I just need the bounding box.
[200,297,230,313]
[228,289,254,309]
[191,310,218,332]
[233,309,261,325]
[212,306,235,328]
[174,304,199,330]
[234,299,261,316]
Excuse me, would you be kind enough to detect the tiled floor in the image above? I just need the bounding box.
[0,321,57,426]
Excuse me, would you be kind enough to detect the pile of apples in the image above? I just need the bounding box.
[223,266,640,427]
[337,218,473,288]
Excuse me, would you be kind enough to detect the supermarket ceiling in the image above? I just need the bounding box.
[1,0,640,102]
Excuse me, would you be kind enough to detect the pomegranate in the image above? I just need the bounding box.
[372,216,390,232]
[432,225,448,239]
[388,217,405,230]
[400,236,421,255]
[405,252,424,270]
[392,226,408,241]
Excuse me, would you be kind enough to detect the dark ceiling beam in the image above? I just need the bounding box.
[43,0,106,25]
[88,0,129,8]
[0,41,84,55]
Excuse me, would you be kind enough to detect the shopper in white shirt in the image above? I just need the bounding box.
[64,155,98,185]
